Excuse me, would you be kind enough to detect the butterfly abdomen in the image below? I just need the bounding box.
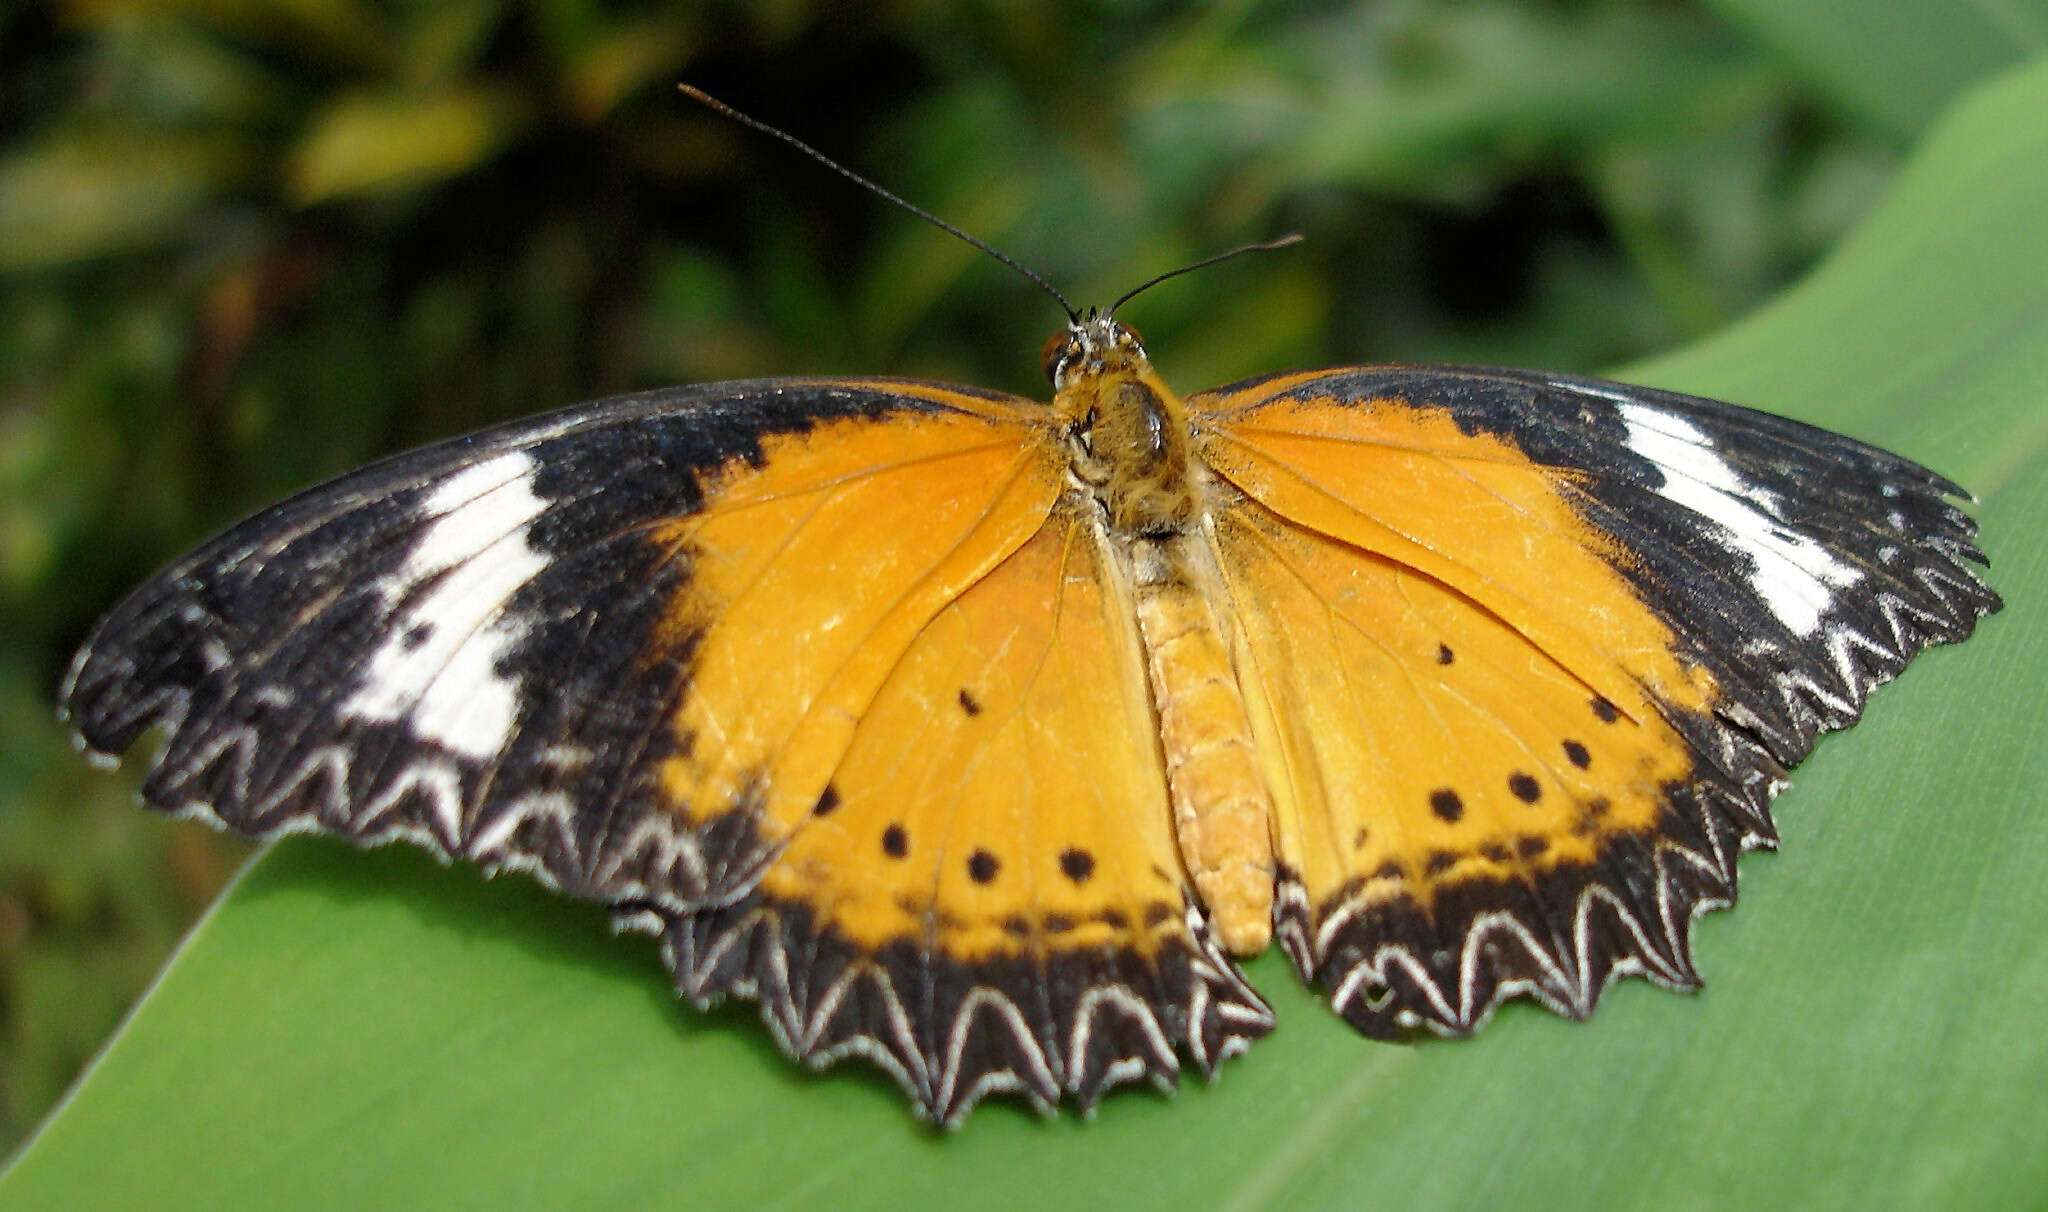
[1128,535,1276,955]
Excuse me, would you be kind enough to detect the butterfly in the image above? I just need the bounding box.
[60,96,2000,1129]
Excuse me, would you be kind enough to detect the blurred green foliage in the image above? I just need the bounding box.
[0,0,1920,1151]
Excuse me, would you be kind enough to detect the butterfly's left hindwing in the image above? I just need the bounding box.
[1191,366,1996,1037]
[660,504,1272,1125]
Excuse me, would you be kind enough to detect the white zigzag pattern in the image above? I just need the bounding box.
[117,715,712,914]
[664,898,1272,1127]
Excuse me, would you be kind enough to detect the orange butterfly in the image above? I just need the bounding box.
[62,94,1999,1127]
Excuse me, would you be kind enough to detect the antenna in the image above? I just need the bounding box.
[1108,234,1303,316]
[679,85,1078,322]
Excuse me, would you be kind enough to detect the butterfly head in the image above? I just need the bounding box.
[1041,310,1149,391]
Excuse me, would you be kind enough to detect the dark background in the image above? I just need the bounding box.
[0,0,1919,1149]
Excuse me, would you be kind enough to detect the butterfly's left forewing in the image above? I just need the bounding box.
[1190,366,1996,1036]
[61,379,1058,913]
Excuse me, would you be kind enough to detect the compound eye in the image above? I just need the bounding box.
[1040,332,1073,383]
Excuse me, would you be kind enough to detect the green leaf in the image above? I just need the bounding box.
[6,56,2047,1212]
[0,132,248,271]
[289,86,529,204]
[1271,4,1771,202]
[77,0,394,75]
[1703,0,2046,139]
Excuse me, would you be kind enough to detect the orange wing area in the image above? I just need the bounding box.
[661,501,1271,1125]
[637,384,1063,897]
[1193,383,1780,1036]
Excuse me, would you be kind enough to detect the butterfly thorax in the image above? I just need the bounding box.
[1048,314,1200,536]
[1046,313,1278,955]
